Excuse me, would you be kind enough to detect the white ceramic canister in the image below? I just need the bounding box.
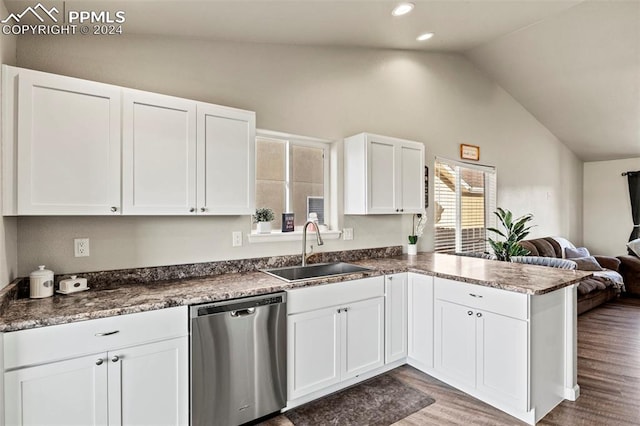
[29,265,54,298]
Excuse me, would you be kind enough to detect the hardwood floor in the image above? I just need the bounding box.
[264,297,640,425]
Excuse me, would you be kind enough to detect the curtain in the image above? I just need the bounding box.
[628,171,640,254]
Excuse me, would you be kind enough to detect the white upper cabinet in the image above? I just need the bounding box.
[2,65,256,216]
[123,90,197,215]
[5,66,121,215]
[343,133,425,214]
[197,103,255,215]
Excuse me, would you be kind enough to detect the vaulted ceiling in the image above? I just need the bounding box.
[5,0,639,161]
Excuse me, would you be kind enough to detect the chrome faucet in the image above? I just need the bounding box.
[302,221,324,266]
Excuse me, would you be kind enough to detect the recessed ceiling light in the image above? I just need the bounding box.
[391,2,414,17]
[416,32,434,41]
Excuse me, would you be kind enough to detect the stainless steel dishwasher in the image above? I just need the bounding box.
[190,292,287,426]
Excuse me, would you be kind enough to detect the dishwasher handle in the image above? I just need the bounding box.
[230,307,256,317]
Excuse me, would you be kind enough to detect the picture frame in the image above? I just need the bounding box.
[282,213,294,232]
[460,143,480,161]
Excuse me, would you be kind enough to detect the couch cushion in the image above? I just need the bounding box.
[577,278,607,295]
[572,256,604,271]
[530,239,557,257]
[566,246,591,259]
[519,241,538,256]
[542,237,563,258]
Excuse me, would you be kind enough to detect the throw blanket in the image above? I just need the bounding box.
[594,270,625,291]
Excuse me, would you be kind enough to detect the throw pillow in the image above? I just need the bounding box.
[565,246,590,259]
[572,256,604,271]
[627,238,640,257]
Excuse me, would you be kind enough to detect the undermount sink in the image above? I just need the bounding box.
[262,262,373,283]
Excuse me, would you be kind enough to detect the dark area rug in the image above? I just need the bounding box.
[285,374,435,426]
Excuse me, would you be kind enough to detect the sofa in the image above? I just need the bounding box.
[618,254,640,296]
[518,237,623,315]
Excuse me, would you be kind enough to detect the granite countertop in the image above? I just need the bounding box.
[0,252,591,333]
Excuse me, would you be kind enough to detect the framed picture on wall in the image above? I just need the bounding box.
[460,143,480,161]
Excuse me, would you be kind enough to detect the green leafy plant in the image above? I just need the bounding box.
[487,208,534,261]
[408,214,427,245]
[253,207,275,223]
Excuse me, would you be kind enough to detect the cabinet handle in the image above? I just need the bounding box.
[111,355,120,363]
[110,206,117,212]
[469,293,483,298]
[467,311,473,316]
[476,312,482,318]
[388,276,393,280]
[343,307,349,312]
[200,207,207,212]
[337,308,342,313]
[96,359,104,366]
[95,330,119,337]
[189,207,195,213]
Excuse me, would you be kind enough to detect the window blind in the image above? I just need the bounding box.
[434,157,497,254]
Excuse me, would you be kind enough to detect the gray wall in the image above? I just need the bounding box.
[15,34,583,275]
[584,157,640,255]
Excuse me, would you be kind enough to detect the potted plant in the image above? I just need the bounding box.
[408,213,427,255]
[487,208,534,261]
[254,207,275,234]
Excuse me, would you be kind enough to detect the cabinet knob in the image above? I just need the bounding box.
[110,206,117,212]
[111,355,120,363]
[476,312,482,318]
[189,207,195,213]
[337,308,342,313]
[467,311,473,316]
[200,207,206,212]
[96,358,104,366]
[400,209,404,212]
[395,209,399,212]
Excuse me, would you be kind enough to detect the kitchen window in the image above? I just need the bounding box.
[433,157,497,254]
[253,130,334,240]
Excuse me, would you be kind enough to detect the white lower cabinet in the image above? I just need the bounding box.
[3,307,189,426]
[5,353,108,425]
[286,277,385,402]
[433,278,529,412]
[385,273,408,364]
[407,273,433,370]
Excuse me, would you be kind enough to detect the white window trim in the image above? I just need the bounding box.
[250,129,337,243]
[434,156,497,253]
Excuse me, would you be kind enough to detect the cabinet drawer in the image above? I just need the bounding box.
[287,276,385,315]
[434,278,528,320]
[4,306,188,370]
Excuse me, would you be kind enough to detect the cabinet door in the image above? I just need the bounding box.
[197,104,255,215]
[341,297,385,380]
[408,274,434,369]
[367,137,396,213]
[108,337,189,426]
[434,299,476,388]
[385,274,408,364]
[17,71,121,215]
[477,311,528,411]
[4,354,108,425]
[122,91,196,215]
[398,143,424,213]
[288,307,341,400]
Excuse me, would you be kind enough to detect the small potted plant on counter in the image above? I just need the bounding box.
[254,207,275,234]
[408,213,427,255]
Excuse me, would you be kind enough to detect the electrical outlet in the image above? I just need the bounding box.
[232,231,243,247]
[343,228,354,240]
[74,238,90,257]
